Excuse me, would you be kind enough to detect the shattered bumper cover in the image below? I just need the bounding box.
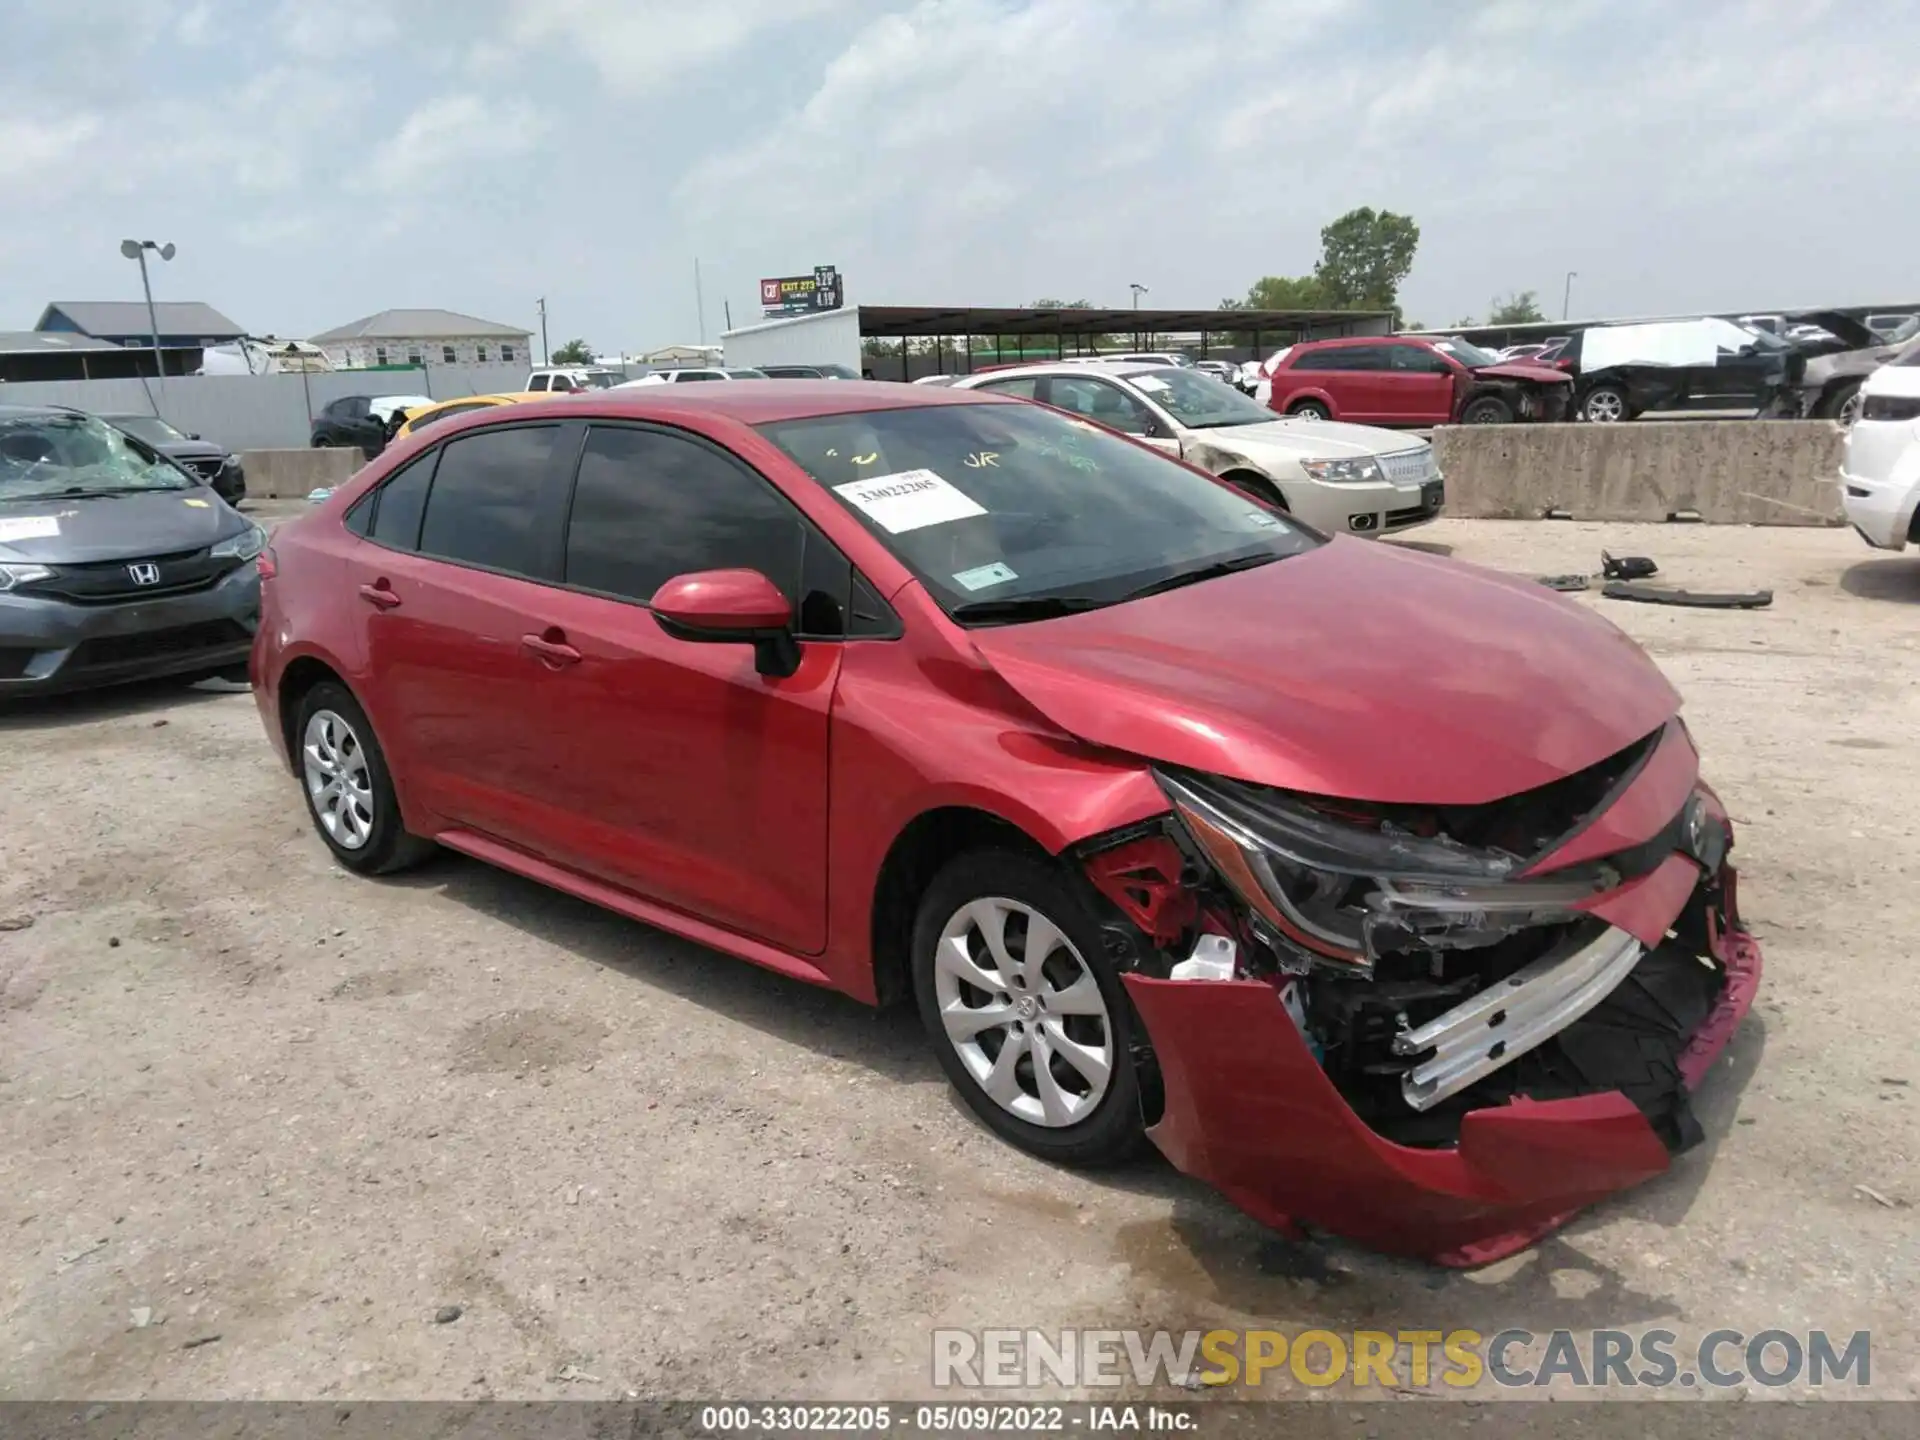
[1123,863,1760,1267]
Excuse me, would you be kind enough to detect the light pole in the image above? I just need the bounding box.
[1130,283,1148,346]
[537,297,549,366]
[1562,271,1578,321]
[119,239,176,386]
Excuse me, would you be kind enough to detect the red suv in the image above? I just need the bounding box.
[1266,335,1573,426]
[251,382,1757,1263]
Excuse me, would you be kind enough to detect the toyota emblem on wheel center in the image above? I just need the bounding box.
[127,562,161,586]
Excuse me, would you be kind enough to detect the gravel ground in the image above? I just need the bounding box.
[1,519,1915,1405]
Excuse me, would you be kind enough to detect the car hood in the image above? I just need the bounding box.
[967,537,1678,806]
[1471,361,1573,386]
[0,488,244,565]
[152,439,231,463]
[1182,417,1420,461]
[1785,310,1880,351]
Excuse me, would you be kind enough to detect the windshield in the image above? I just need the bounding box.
[0,412,195,501]
[817,364,861,379]
[582,372,619,388]
[725,368,770,379]
[758,402,1318,622]
[1432,337,1501,367]
[1124,367,1278,429]
[106,415,188,445]
[1886,316,1920,345]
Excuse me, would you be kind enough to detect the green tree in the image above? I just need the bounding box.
[1243,275,1328,310]
[551,338,594,365]
[1312,207,1421,312]
[1487,290,1546,325]
[1029,298,1093,309]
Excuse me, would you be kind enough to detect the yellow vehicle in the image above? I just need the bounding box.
[392,392,546,440]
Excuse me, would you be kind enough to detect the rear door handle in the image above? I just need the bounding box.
[521,632,581,667]
[358,582,401,611]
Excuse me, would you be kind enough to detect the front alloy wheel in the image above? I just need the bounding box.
[933,897,1114,1127]
[303,709,374,849]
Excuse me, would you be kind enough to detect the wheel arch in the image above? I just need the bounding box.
[277,654,349,773]
[868,805,1052,1008]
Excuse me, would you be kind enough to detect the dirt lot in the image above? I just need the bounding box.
[2,519,1916,1404]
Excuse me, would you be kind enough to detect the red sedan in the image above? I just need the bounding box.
[251,382,1758,1264]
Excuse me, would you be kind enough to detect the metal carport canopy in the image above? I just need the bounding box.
[852,305,1392,338]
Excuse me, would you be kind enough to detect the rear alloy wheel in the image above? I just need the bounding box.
[1461,395,1514,424]
[1582,386,1629,423]
[1288,400,1332,420]
[912,851,1143,1165]
[294,682,432,875]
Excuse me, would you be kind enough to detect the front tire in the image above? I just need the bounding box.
[293,682,432,875]
[911,850,1144,1166]
[1222,470,1289,510]
[1460,394,1515,424]
[1823,380,1863,428]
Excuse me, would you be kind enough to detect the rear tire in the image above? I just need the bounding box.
[1288,399,1332,420]
[911,849,1144,1166]
[1581,385,1630,423]
[292,682,433,875]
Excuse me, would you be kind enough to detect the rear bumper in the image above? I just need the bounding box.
[0,567,259,697]
[1123,862,1760,1266]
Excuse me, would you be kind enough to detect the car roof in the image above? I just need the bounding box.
[1295,335,1415,349]
[0,404,77,420]
[480,379,1010,427]
[958,361,1166,382]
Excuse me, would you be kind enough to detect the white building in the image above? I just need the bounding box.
[720,308,860,373]
[308,308,533,371]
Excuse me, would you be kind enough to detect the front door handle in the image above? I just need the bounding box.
[521,632,581,668]
[358,582,401,611]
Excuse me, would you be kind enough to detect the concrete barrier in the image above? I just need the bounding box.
[238,448,366,500]
[1431,421,1844,525]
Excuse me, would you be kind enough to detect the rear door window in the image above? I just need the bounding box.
[1294,347,1384,372]
[415,426,559,577]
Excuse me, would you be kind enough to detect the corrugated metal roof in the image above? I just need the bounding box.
[309,308,531,342]
[0,331,125,354]
[38,301,244,337]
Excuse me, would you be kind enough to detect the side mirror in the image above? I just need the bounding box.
[651,568,799,677]
[188,432,202,440]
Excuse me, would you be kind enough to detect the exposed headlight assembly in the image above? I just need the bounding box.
[1298,456,1385,484]
[211,524,267,562]
[1157,769,1610,974]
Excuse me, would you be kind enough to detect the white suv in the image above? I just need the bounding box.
[525,367,621,393]
[614,367,769,386]
[1840,338,1920,550]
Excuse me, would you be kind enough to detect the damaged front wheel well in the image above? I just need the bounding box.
[869,807,1044,1009]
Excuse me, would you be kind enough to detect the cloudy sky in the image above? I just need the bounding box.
[4,0,1914,353]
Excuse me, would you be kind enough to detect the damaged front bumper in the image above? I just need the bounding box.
[1088,724,1763,1265]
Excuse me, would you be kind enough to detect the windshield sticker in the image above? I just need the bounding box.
[952,561,1019,591]
[1132,375,1170,392]
[0,514,60,542]
[182,497,210,508]
[1244,509,1281,528]
[834,469,987,534]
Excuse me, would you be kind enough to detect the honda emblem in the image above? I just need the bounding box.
[127,562,161,586]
